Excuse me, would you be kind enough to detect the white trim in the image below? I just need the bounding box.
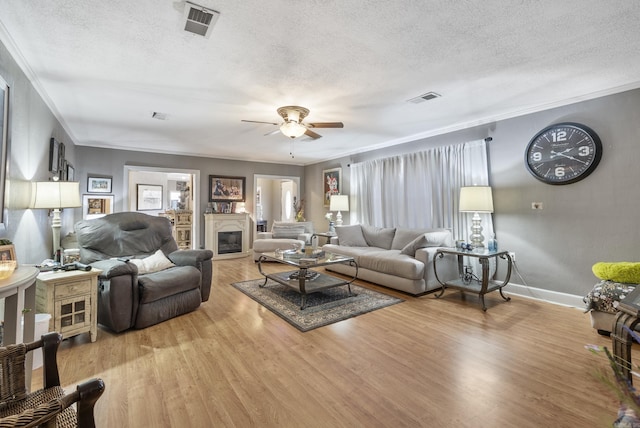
[505,282,585,309]
[124,166,200,249]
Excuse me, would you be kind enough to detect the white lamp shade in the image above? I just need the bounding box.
[30,181,81,209]
[329,194,349,212]
[459,186,493,213]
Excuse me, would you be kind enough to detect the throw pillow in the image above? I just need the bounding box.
[129,249,175,274]
[400,231,453,256]
[361,225,396,249]
[272,225,306,239]
[592,262,640,284]
[335,225,368,247]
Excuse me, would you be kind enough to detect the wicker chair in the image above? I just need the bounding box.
[0,332,105,427]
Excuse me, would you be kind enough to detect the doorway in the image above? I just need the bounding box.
[124,166,200,248]
[253,174,300,230]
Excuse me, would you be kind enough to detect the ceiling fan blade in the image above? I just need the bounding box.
[241,119,279,125]
[264,129,280,136]
[306,122,344,128]
[304,128,322,139]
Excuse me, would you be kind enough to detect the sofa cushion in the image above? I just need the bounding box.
[391,228,434,250]
[335,225,368,247]
[272,221,314,234]
[358,249,424,280]
[361,225,396,249]
[129,249,175,274]
[272,224,306,239]
[400,231,454,256]
[138,266,201,304]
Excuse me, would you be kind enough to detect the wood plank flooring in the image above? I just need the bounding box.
[32,257,622,427]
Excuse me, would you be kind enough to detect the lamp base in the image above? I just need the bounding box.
[335,211,343,226]
[469,212,485,248]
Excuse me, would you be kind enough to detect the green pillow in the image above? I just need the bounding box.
[592,262,640,284]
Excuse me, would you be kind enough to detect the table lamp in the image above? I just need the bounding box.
[329,194,349,226]
[459,186,493,248]
[30,178,81,260]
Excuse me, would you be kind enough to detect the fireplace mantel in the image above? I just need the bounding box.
[204,213,250,260]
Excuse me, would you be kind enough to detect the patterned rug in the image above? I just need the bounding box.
[231,278,404,332]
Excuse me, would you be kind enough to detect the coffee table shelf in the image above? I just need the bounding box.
[257,252,358,309]
[433,248,513,311]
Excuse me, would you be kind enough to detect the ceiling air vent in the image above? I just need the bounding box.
[183,2,220,38]
[407,92,441,104]
[152,112,168,120]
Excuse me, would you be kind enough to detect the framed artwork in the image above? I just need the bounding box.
[322,167,342,207]
[59,158,67,181]
[0,244,16,262]
[58,141,65,173]
[137,184,163,211]
[87,176,112,193]
[209,175,245,202]
[82,194,114,220]
[0,76,9,227]
[67,163,75,181]
[49,138,59,173]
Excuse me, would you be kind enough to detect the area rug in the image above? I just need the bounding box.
[231,278,404,332]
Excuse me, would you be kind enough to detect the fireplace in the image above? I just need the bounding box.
[218,231,242,254]
[204,213,250,260]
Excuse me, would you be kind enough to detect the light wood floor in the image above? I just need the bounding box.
[32,257,621,427]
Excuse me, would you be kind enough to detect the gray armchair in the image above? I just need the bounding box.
[74,212,213,333]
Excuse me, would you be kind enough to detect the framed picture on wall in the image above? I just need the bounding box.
[0,244,16,262]
[137,184,163,211]
[322,167,342,207]
[87,176,112,193]
[82,194,114,220]
[49,138,59,173]
[209,175,245,202]
[67,163,75,181]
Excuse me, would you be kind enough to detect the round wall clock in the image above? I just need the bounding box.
[524,122,602,185]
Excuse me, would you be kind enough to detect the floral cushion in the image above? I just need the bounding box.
[584,280,637,314]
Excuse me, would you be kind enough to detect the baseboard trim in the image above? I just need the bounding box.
[505,282,585,309]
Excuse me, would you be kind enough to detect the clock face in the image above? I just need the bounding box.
[525,122,602,185]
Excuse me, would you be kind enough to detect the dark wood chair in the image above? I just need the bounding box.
[0,332,104,427]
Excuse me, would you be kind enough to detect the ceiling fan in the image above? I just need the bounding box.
[241,106,344,139]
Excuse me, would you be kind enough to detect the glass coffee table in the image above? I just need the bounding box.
[257,251,358,309]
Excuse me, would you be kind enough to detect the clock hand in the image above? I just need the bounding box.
[550,150,588,165]
[549,149,572,159]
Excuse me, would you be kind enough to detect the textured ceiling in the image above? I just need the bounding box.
[1,1,640,165]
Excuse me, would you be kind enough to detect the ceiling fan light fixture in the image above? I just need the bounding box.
[280,121,306,138]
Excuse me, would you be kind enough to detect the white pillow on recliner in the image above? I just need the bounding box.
[129,249,175,274]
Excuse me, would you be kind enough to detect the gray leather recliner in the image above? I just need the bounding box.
[74,212,213,332]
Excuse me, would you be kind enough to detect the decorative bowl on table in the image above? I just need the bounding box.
[0,260,17,279]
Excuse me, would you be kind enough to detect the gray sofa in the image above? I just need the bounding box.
[322,224,459,295]
[75,212,213,332]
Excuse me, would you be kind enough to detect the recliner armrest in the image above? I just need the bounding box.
[91,259,138,278]
[168,249,214,302]
[168,249,213,267]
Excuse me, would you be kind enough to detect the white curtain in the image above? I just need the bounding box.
[350,139,492,242]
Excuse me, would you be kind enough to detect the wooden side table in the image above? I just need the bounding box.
[36,268,101,342]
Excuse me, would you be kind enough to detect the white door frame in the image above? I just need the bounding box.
[124,165,200,249]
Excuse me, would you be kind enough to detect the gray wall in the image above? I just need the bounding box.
[306,88,640,298]
[75,146,305,247]
[0,38,78,264]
